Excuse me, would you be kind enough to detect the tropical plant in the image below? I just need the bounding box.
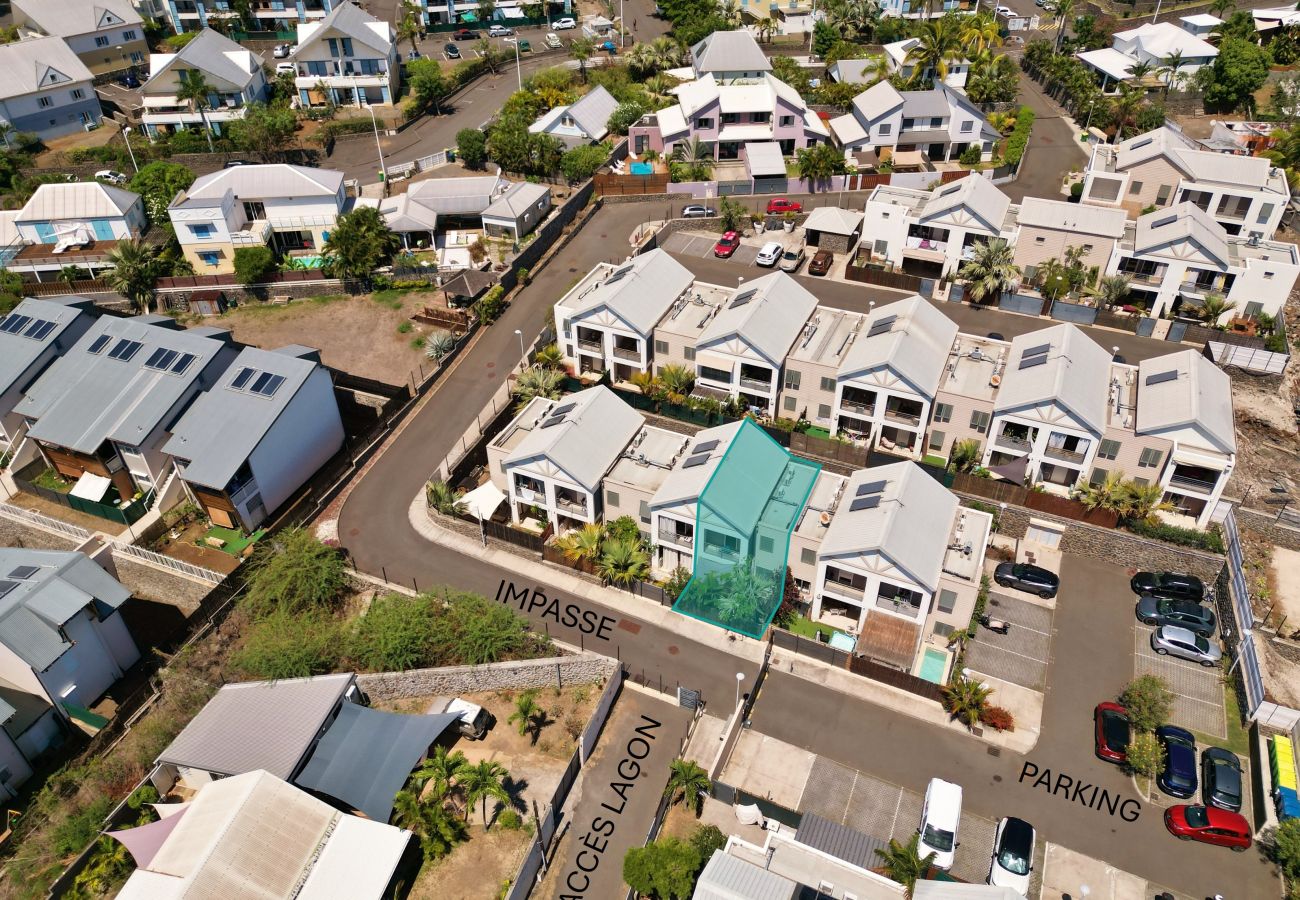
[1156,49,1186,97]
[1123,730,1162,778]
[1196,292,1236,325]
[756,17,777,43]
[795,142,849,188]
[1121,480,1175,525]
[966,53,1019,105]
[657,363,695,402]
[664,566,691,600]
[959,238,1020,304]
[1052,0,1076,52]
[962,14,1002,55]
[1110,84,1145,141]
[1074,470,1127,512]
[555,522,605,563]
[874,833,936,898]
[905,16,965,87]
[1096,274,1131,308]
[412,746,468,801]
[392,789,468,859]
[57,265,86,285]
[508,689,547,742]
[596,537,650,588]
[672,136,715,181]
[104,238,158,312]
[623,837,701,900]
[1208,0,1233,17]
[396,1,423,58]
[663,758,711,816]
[510,365,564,409]
[458,759,512,829]
[941,676,992,728]
[533,343,566,370]
[426,478,466,515]
[425,330,458,361]
[175,71,216,152]
[322,206,400,280]
[948,438,982,474]
[570,37,595,83]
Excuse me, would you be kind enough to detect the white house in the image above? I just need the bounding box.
[0,297,96,456]
[168,164,347,274]
[15,182,145,248]
[11,0,148,76]
[163,0,335,36]
[0,36,103,141]
[882,38,970,90]
[481,183,553,240]
[142,29,270,138]
[529,85,618,148]
[687,30,772,83]
[164,346,345,532]
[1180,14,1222,39]
[829,81,999,168]
[862,176,1013,277]
[290,1,399,108]
[1078,22,1217,92]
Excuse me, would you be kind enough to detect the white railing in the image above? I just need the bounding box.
[109,541,226,584]
[0,501,91,540]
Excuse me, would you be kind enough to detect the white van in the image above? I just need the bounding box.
[918,778,962,870]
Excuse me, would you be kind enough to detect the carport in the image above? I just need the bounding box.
[744,142,788,195]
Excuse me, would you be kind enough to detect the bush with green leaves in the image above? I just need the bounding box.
[349,592,440,672]
[560,143,610,182]
[959,144,983,166]
[1002,107,1036,168]
[1119,674,1173,733]
[232,609,343,679]
[689,824,726,862]
[426,588,551,666]
[1124,730,1162,778]
[457,127,489,169]
[1269,818,1300,880]
[1124,518,1224,553]
[623,837,701,900]
[240,527,347,620]
[233,246,277,285]
[474,285,507,324]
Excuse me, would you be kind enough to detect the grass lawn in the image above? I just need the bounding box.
[201,526,265,557]
[1193,670,1250,758]
[804,425,831,439]
[922,454,948,468]
[784,614,843,640]
[32,468,72,493]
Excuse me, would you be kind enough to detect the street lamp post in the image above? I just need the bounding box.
[514,328,526,364]
[122,127,140,174]
[735,671,744,708]
[620,0,626,48]
[353,76,387,185]
[505,38,523,92]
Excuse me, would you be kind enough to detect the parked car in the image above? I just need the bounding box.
[453,28,477,40]
[276,62,296,74]
[779,246,806,273]
[1132,571,1205,602]
[988,817,1035,897]
[488,24,513,36]
[445,43,461,59]
[756,241,784,267]
[993,562,1059,598]
[1094,702,1130,764]
[1164,805,1252,851]
[713,231,740,258]
[1201,747,1244,812]
[428,696,494,739]
[552,16,577,29]
[766,197,802,215]
[919,778,962,870]
[223,160,251,168]
[1156,725,1198,799]
[681,205,716,218]
[808,249,834,276]
[406,50,422,61]
[996,4,1013,13]
[94,170,128,185]
[117,72,141,88]
[273,43,292,58]
[1151,625,1222,667]
[518,39,531,51]
[545,32,563,49]
[1136,597,1216,637]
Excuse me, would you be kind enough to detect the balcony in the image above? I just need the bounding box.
[1043,443,1086,465]
[995,432,1033,453]
[229,220,273,247]
[882,406,922,427]
[1215,205,1249,222]
[1117,268,1164,286]
[657,527,693,549]
[739,375,773,392]
[903,235,948,255]
[612,345,641,361]
[1168,472,1220,494]
[229,477,260,509]
[1178,281,1218,297]
[576,337,603,353]
[555,493,588,515]
[515,485,545,504]
[875,595,923,618]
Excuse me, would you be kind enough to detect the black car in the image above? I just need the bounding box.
[1202,746,1244,812]
[445,42,461,58]
[1156,725,1198,799]
[1131,571,1205,602]
[993,562,1060,598]
[1136,597,1216,637]
[118,72,140,88]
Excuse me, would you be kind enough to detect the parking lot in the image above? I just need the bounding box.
[966,592,1055,691]
[1134,624,1228,738]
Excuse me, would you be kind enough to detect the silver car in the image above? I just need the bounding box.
[1151,625,1222,667]
[779,246,806,273]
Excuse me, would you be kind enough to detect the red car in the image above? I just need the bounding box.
[1094,702,1130,764]
[713,231,740,258]
[1164,805,1252,851]
[766,198,802,215]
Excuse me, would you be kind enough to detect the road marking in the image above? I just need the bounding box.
[974,642,1048,665]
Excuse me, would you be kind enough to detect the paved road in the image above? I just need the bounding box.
[1001,70,1089,205]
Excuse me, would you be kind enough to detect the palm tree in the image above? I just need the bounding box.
[906,17,964,87]
[0,121,12,149]
[458,759,512,830]
[644,72,680,105]
[1096,274,1131,308]
[392,789,468,859]
[510,365,563,409]
[175,71,216,153]
[663,758,711,816]
[959,238,1020,304]
[1122,480,1175,525]
[411,746,468,802]
[948,438,981,474]
[533,343,566,370]
[104,238,157,312]
[1124,60,1154,87]
[425,478,466,515]
[941,676,992,728]
[57,265,87,285]
[962,16,1002,55]
[625,42,658,78]
[397,1,423,58]
[1036,257,1070,300]
[1110,84,1145,142]
[795,143,849,190]
[657,363,695,402]
[595,537,649,588]
[1157,50,1186,97]
[672,137,714,181]
[570,37,594,84]
[1074,470,1127,512]
[1197,292,1236,325]
[507,689,546,742]
[555,522,604,562]
[649,36,683,71]
[1209,0,1233,17]
[1053,0,1076,52]
[756,17,778,44]
[874,833,936,898]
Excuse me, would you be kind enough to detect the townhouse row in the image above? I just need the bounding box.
[553,252,1237,528]
[0,298,345,533]
[485,383,992,680]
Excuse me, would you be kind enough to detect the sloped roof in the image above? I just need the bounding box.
[0,548,130,671]
[146,28,262,91]
[562,249,694,337]
[690,30,771,75]
[838,295,958,399]
[1016,196,1127,237]
[406,174,503,215]
[828,58,879,84]
[698,272,818,368]
[482,182,551,221]
[179,164,344,204]
[1111,126,1278,190]
[0,296,94,398]
[0,35,94,100]
[12,0,141,38]
[1136,349,1235,455]
[850,80,904,123]
[920,176,1010,233]
[803,206,863,236]
[994,324,1111,435]
[293,0,392,57]
[567,84,618,139]
[504,385,644,492]
[650,421,742,511]
[818,462,957,592]
[1133,201,1230,269]
[694,850,798,900]
[745,141,786,177]
[17,181,140,223]
[371,190,440,232]
[795,813,890,871]
[1114,21,1217,59]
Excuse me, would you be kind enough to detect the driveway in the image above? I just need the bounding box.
[966,592,1055,691]
[1001,71,1088,204]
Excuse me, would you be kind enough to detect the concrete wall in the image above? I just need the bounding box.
[356,653,619,701]
[112,557,215,612]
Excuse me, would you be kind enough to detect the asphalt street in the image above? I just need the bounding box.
[334,200,1280,895]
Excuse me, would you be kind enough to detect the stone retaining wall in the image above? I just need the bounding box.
[0,518,79,551]
[113,558,215,613]
[1235,508,1300,554]
[357,652,618,701]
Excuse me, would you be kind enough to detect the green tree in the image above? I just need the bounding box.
[664,566,691,600]
[717,196,748,232]
[57,265,86,285]
[425,478,466,515]
[407,57,450,115]
[966,54,1019,105]
[413,745,469,800]
[233,245,276,285]
[322,205,400,280]
[1198,37,1270,114]
[128,161,196,228]
[570,37,595,83]
[232,609,343,679]
[511,365,564,409]
[812,20,838,58]
[349,592,439,671]
[507,689,547,742]
[689,823,726,862]
[458,759,512,829]
[874,833,935,898]
[227,103,298,159]
[671,136,714,181]
[1208,0,1233,17]
[905,15,964,86]
[1269,818,1300,879]
[1096,274,1131,307]
[1196,292,1237,325]
[795,142,849,189]
[1119,674,1173,732]
[392,790,468,859]
[622,838,701,900]
[608,100,646,136]
[487,118,533,174]
[555,522,605,563]
[959,238,1020,304]
[1074,470,1128,513]
[942,676,992,728]
[241,526,347,619]
[397,1,423,57]
[456,128,488,169]
[560,144,608,182]
[175,71,216,152]
[1121,479,1175,525]
[664,758,711,816]
[1052,0,1076,52]
[1124,730,1162,777]
[104,238,158,312]
[948,438,982,473]
[596,537,650,587]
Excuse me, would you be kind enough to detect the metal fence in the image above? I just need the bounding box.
[10,466,155,526]
[1223,508,1272,722]
[1049,298,1099,325]
[1207,341,1289,376]
[110,541,226,584]
[999,293,1047,316]
[0,500,92,541]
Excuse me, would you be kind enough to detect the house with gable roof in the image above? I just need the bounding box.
[863,176,1013,277]
[529,85,619,148]
[0,36,103,140]
[289,1,399,107]
[12,0,147,76]
[829,81,999,169]
[142,28,270,137]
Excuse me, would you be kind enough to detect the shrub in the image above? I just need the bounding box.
[1070,181,1084,199]
[1120,674,1173,733]
[1270,818,1300,879]
[232,610,343,679]
[979,705,1015,732]
[240,527,347,620]
[605,515,642,544]
[426,589,550,666]
[349,593,439,671]
[1124,730,1162,777]
[623,838,701,900]
[52,796,114,855]
[1124,519,1224,553]
[959,144,982,166]
[497,809,524,830]
[233,246,277,285]
[689,824,726,862]
[457,128,489,169]
[560,143,610,182]
[1002,106,1035,168]
[474,285,506,324]
[397,321,413,334]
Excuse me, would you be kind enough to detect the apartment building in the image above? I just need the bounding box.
[1081,126,1290,239]
[164,0,335,35]
[1107,202,1300,322]
[1010,197,1128,284]
[142,29,270,137]
[1078,22,1216,92]
[12,0,147,76]
[882,37,970,90]
[863,176,1012,278]
[0,36,104,141]
[829,81,999,169]
[168,163,347,274]
[14,316,237,501]
[555,249,695,382]
[290,1,399,108]
[653,272,818,416]
[0,298,96,456]
[165,346,345,532]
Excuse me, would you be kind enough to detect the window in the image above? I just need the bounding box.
[123,30,137,40]
[878,124,892,136]
[96,35,110,47]
[817,403,831,419]
[930,117,942,128]
[928,430,945,452]
[784,369,801,390]
[38,96,52,108]
[341,38,354,56]
[969,410,990,432]
[937,589,957,614]
[684,347,696,361]
[1089,467,1109,486]
[1155,185,1172,205]
[722,113,739,124]
[1097,438,1120,460]
[1128,181,1143,195]
[783,395,797,412]
[654,339,668,354]
[639,500,650,524]
[873,239,888,255]
[779,115,794,127]
[189,223,214,238]
[1138,447,1163,468]
[801,547,816,565]
[960,120,973,133]
[1259,202,1276,224]
[933,402,953,423]
[71,89,85,100]
[819,376,835,392]
[933,622,955,638]
[751,112,770,124]
[199,251,221,266]
[1132,476,1149,486]
[606,489,620,507]
[759,536,774,554]
[1034,236,1045,244]
[328,37,339,57]
[695,117,714,130]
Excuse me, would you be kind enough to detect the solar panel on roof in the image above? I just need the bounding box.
[856,479,886,496]
[1019,355,1048,370]
[730,288,757,309]
[25,320,56,341]
[231,367,256,389]
[0,581,17,601]
[250,372,285,397]
[107,339,142,361]
[144,348,179,371]
[1022,342,1051,358]
[7,566,39,580]
[1145,370,1178,386]
[693,439,719,453]
[849,496,881,512]
[171,352,196,374]
[866,315,898,337]
[683,453,710,468]
[87,334,111,354]
[553,402,577,416]
[0,315,31,334]
[539,416,563,429]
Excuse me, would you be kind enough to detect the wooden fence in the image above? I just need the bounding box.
[769,628,945,702]
[950,472,1119,527]
[23,279,113,297]
[844,261,924,292]
[593,172,671,195]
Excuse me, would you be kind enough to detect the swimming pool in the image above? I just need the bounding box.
[919,647,950,684]
[630,161,654,175]
[293,255,325,268]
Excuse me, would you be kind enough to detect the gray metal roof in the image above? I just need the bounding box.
[293,703,458,822]
[900,89,952,120]
[698,272,819,368]
[0,677,53,740]
[17,182,140,222]
[156,674,354,779]
[12,0,140,38]
[163,345,322,491]
[829,58,878,84]
[0,548,130,671]
[16,316,233,455]
[563,85,619,140]
[745,141,786,178]
[504,385,644,492]
[692,850,797,900]
[913,883,1024,900]
[803,206,863,236]
[994,323,1111,435]
[179,164,344,205]
[146,28,262,91]
[795,813,890,871]
[482,182,551,221]
[690,30,771,74]
[562,249,694,336]
[851,81,904,123]
[650,420,742,511]
[0,35,94,100]
[920,176,1010,233]
[1133,201,1230,268]
[1016,196,1127,238]
[407,175,503,216]
[1136,349,1236,455]
[0,296,94,398]
[838,294,958,399]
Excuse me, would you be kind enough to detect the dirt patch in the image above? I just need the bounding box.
[1272,547,1300,631]
[409,827,532,900]
[5,490,129,536]
[149,519,242,575]
[210,291,443,386]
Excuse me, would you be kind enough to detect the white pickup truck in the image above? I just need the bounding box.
[428,697,494,740]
